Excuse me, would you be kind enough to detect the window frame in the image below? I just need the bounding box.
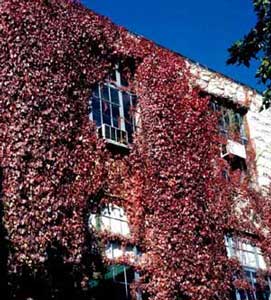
[210,100,248,145]
[88,205,130,237]
[89,67,137,143]
[225,235,271,300]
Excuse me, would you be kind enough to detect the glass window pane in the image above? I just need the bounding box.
[110,87,119,104]
[121,74,129,87]
[111,127,116,141]
[101,85,110,101]
[105,125,111,139]
[114,265,126,283]
[92,85,99,97]
[111,218,122,234]
[123,92,131,122]
[123,92,134,142]
[101,216,111,231]
[125,267,135,284]
[91,96,101,126]
[224,111,230,127]
[112,105,120,128]
[109,70,117,82]
[102,100,111,125]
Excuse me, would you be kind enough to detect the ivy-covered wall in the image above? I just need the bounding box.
[0,1,271,300]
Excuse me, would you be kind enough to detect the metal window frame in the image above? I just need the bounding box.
[101,205,129,236]
[210,100,247,144]
[90,67,137,139]
[225,236,271,300]
[108,242,142,300]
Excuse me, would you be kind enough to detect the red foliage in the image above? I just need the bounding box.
[0,1,269,300]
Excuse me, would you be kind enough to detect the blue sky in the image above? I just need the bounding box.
[81,0,263,92]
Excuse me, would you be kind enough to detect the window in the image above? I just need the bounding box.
[105,241,140,263]
[234,269,271,300]
[210,101,247,145]
[90,67,137,144]
[88,205,130,237]
[225,236,270,300]
[104,265,142,300]
[104,241,142,300]
[225,236,266,269]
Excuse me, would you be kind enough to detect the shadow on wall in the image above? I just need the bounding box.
[8,228,107,300]
[0,178,134,300]
[10,241,88,300]
[9,236,132,300]
[0,167,9,299]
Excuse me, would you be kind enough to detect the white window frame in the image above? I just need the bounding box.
[89,67,137,143]
[88,205,130,237]
[225,236,266,269]
[225,235,271,300]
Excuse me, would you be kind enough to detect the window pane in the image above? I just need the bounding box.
[112,105,120,128]
[110,87,119,104]
[123,92,131,122]
[91,96,102,127]
[102,100,111,125]
[123,92,134,142]
[92,85,99,97]
[109,69,117,82]
[111,218,122,234]
[126,267,135,284]
[237,289,248,300]
[114,265,126,283]
[101,216,111,231]
[121,74,129,87]
[224,111,230,127]
[101,85,110,101]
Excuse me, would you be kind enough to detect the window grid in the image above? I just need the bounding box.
[225,236,270,300]
[106,243,141,300]
[88,206,130,236]
[90,68,137,143]
[235,268,271,300]
[210,101,247,145]
[102,214,129,236]
[225,236,264,269]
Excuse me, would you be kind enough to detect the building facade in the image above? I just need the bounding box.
[88,50,271,300]
[1,1,271,300]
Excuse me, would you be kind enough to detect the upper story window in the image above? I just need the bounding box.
[210,100,247,145]
[90,67,137,146]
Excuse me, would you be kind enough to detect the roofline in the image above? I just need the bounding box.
[127,31,263,96]
[86,5,262,96]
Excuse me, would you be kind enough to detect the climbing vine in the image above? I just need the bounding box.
[0,1,270,300]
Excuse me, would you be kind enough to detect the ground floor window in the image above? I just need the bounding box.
[105,265,141,300]
[89,265,142,300]
[225,235,271,300]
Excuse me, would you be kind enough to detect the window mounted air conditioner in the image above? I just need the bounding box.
[221,139,246,159]
[97,124,129,147]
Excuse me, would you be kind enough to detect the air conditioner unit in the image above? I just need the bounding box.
[221,139,246,159]
[97,124,128,147]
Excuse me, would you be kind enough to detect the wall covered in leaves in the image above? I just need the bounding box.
[0,1,270,300]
